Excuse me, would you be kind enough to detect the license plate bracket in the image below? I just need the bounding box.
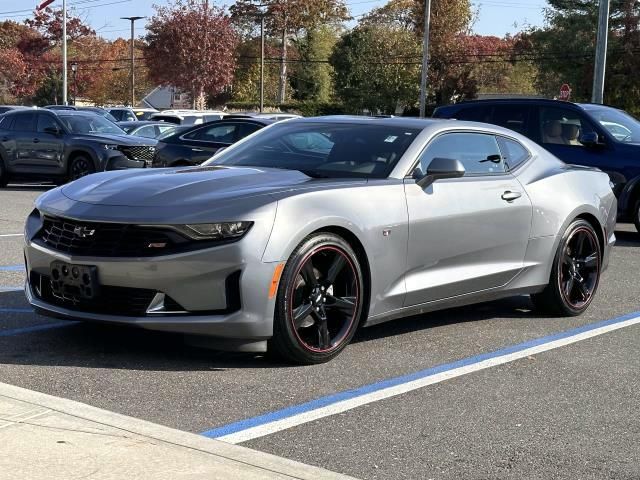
[50,261,99,300]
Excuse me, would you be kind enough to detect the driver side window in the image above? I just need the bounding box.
[418,132,506,176]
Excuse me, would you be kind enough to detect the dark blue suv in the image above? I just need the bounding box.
[434,99,640,233]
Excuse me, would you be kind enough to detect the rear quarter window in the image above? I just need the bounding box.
[497,137,530,170]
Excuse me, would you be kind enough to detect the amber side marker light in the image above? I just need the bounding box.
[268,263,285,299]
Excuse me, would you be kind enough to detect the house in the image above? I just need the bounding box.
[140,86,191,110]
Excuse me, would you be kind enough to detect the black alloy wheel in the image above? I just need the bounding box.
[272,233,364,364]
[68,155,95,182]
[532,219,601,316]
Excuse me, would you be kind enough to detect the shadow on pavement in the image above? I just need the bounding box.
[0,289,542,371]
[613,229,640,248]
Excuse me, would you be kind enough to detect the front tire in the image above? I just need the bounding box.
[270,233,364,364]
[68,155,95,182]
[531,219,601,316]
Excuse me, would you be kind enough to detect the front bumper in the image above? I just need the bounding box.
[24,239,279,340]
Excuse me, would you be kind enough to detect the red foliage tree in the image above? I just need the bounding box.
[145,0,238,109]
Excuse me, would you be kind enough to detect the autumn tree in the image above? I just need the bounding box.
[330,24,422,114]
[232,38,282,103]
[292,25,340,102]
[523,0,640,113]
[146,0,238,109]
[230,0,349,103]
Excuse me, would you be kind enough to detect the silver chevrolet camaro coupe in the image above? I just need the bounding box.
[24,117,616,364]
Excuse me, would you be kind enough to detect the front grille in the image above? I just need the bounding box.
[118,145,155,162]
[35,216,190,257]
[30,272,162,317]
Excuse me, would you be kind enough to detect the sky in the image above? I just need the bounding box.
[0,0,548,40]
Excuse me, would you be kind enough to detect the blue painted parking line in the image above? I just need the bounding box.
[0,307,32,313]
[0,265,24,272]
[202,310,640,444]
[0,321,79,337]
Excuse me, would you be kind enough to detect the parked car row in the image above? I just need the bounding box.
[3,98,640,237]
[0,109,156,187]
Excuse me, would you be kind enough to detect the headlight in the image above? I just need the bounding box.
[174,222,253,241]
[103,144,119,150]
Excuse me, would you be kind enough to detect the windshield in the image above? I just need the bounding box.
[204,122,421,179]
[586,106,640,142]
[58,114,127,135]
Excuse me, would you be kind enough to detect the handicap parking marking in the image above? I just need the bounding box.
[202,310,640,444]
[0,321,79,337]
[0,265,24,272]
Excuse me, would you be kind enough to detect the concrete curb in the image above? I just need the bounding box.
[0,382,357,480]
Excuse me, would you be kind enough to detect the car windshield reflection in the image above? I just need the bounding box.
[205,122,421,179]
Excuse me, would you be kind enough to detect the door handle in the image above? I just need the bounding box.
[33,138,40,143]
[501,191,522,202]
[191,148,204,152]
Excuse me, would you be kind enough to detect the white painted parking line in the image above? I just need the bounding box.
[203,311,640,444]
[0,234,22,238]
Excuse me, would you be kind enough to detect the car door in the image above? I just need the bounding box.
[180,122,241,163]
[534,106,612,172]
[9,112,37,170]
[0,115,17,169]
[33,113,65,173]
[403,131,533,306]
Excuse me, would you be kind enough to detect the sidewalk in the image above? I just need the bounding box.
[0,382,357,480]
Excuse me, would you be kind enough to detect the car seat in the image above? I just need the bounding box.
[543,120,565,144]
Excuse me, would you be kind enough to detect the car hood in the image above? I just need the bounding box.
[69,133,157,146]
[60,166,363,207]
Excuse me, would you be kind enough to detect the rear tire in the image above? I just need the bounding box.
[531,219,601,316]
[0,157,8,187]
[270,233,364,364]
[68,155,95,182]
[633,199,640,234]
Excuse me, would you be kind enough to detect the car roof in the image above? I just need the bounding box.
[117,120,165,127]
[295,115,448,129]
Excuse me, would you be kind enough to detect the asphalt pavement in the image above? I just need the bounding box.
[1,184,639,479]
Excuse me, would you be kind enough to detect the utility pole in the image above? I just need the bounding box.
[419,0,432,118]
[260,13,265,112]
[62,0,68,105]
[592,0,610,104]
[121,16,145,107]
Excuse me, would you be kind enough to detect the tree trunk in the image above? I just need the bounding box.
[278,23,288,104]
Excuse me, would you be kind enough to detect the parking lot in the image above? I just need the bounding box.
[1,185,639,480]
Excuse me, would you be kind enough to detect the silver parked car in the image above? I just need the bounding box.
[24,117,616,364]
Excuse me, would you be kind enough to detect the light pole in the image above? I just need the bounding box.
[71,61,78,105]
[121,16,145,106]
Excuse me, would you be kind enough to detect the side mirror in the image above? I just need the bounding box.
[44,126,61,136]
[414,157,466,188]
[579,132,603,147]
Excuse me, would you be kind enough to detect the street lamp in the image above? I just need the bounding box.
[70,61,78,106]
[121,16,145,106]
